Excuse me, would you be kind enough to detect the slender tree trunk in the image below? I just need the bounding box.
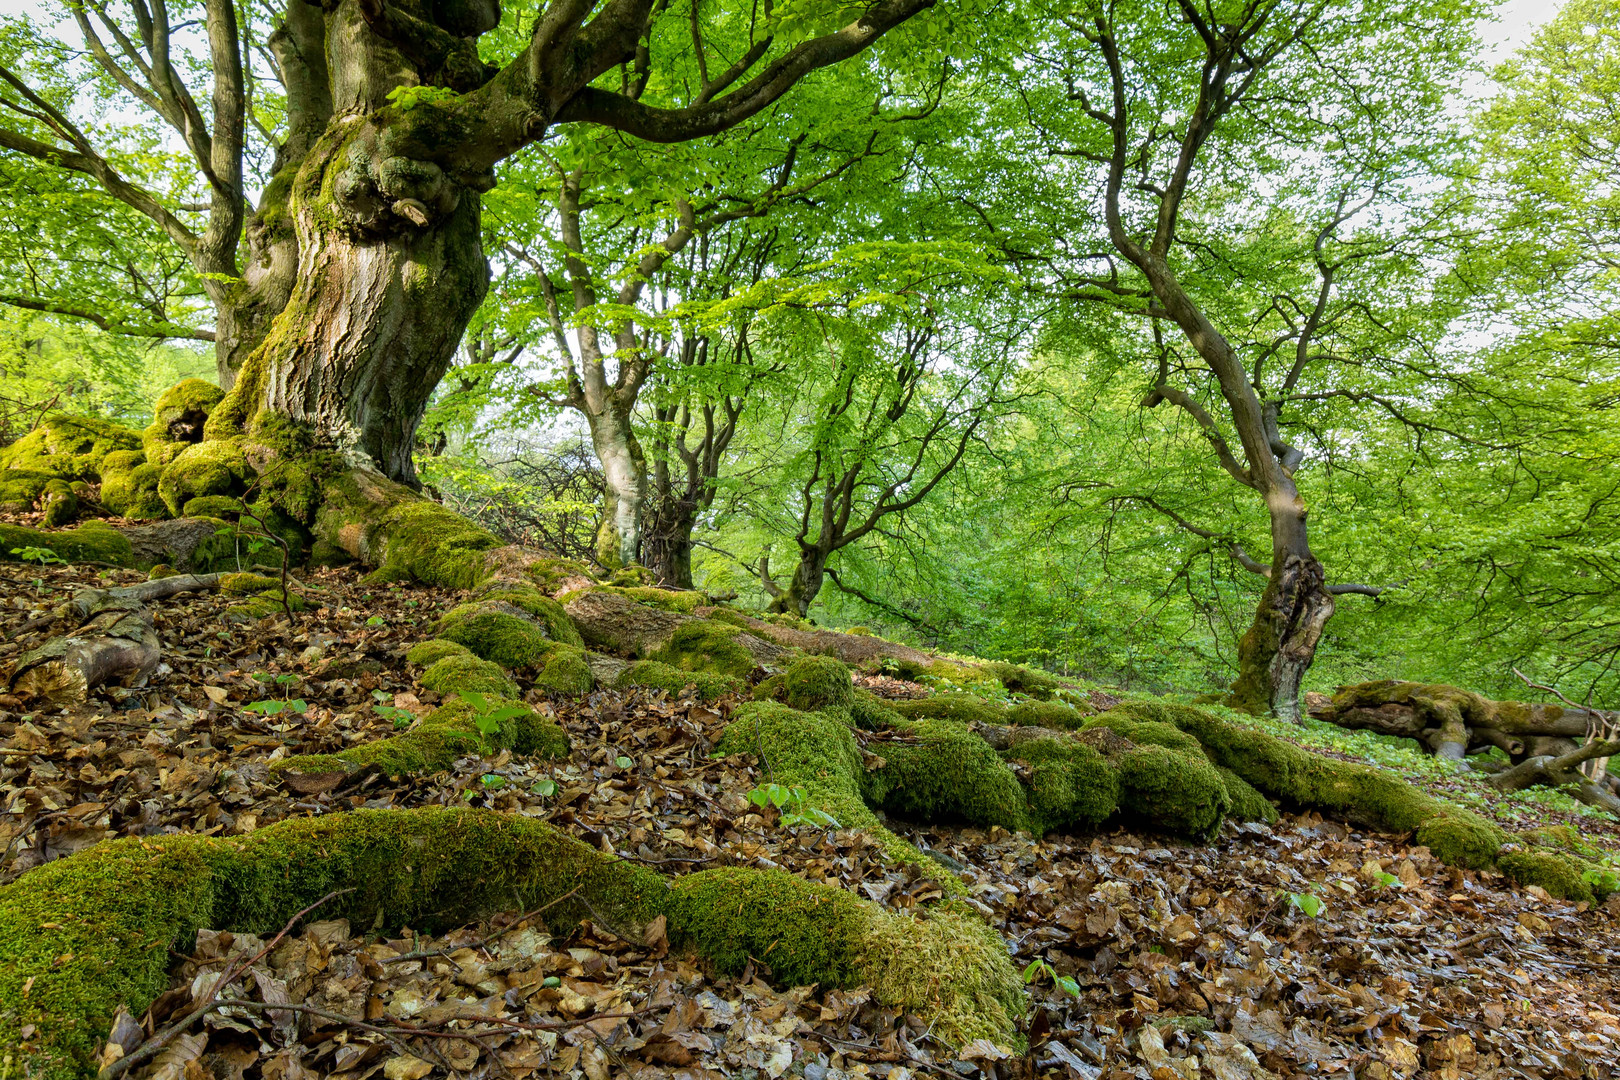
[1224,489,1334,722]
[586,405,646,570]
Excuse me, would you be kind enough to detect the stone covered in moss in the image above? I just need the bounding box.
[434,583,583,670]
[157,438,250,516]
[0,412,141,480]
[983,661,1067,700]
[869,718,1029,831]
[784,655,855,712]
[406,638,473,667]
[889,692,1009,726]
[418,653,519,698]
[224,589,307,621]
[1007,699,1088,729]
[100,458,166,519]
[1003,736,1120,833]
[182,494,243,519]
[274,697,569,779]
[0,520,133,566]
[535,647,594,697]
[219,571,282,595]
[0,467,53,511]
[850,689,904,729]
[39,478,78,526]
[1115,743,1231,841]
[524,554,597,594]
[149,378,224,441]
[1415,813,1509,869]
[616,660,743,702]
[562,584,706,614]
[648,619,757,678]
[1497,849,1597,903]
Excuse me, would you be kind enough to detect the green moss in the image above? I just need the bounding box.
[608,565,658,586]
[273,697,569,778]
[847,625,874,636]
[869,719,1028,831]
[1002,737,1120,833]
[406,638,473,667]
[0,468,53,509]
[436,601,564,669]
[535,648,594,697]
[100,461,166,519]
[706,607,758,630]
[150,378,224,433]
[1114,743,1231,841]
[0,521,133,566]
[1497,849,1598,903]
[666,868,1022,1047]
[983,661,1066,700]
[224,589,307,620]
[0,807,665,1079]
[617,660,743,702]
[418,653,519,698]
[1007,700,1088,729]
[889,692,1009,726]
[1217,767,1279,824]
[752,673,786,702]
[316,472,503,589]
[850,689,904,729]
[157,438,250,516]
[648,619,756,678]
[40,478,78,526]
[524,555,597,593]
[1415,813,1509,870]
[784,655,855,712]
[0,412,141,480]
[1083,714,1207,757]
[219,571,283,595]
[183,494,242,519]
[562,584,705,613]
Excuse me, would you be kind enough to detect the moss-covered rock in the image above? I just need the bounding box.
[1007,700,1088,729]
[219,571,283,595]
[666,868,1022,1047]
[157,438,250,516]
[752,672,786,702]
[273,697,569,779]
[869,718,1029,831]
[1497,849,1597,903]
[100,460,166,519]
[315,470,503,589]
[561,584,706,614]
[983,661,1067,700]
[418,653,519,698]
[406,638,473,667]
[1114,743,1231,841]
[0,468,53,511]
[889,692,1009,726]
[616,660,743,702]
[1002,736,1120,833]
[1415,813,1509,870]
[1217,766,1279,824]
[183,494,243,519]
[0,412,141,480]
[39,478,78,526]
[149,378,224,442]
[850,689,904,729]
[0,521,133,566]
[524,554,597,593]
[223,589,307,621]
[535,647,594,697]
[648,619,757,679]
[784,655,855,712]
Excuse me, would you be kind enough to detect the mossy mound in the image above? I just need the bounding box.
[219,571,283,595]
[524,554,597,593]
[870,718,1029,830]
[223,589,307,620]
[156,438,251,516]
[784,655,855,712]
[0,521,133,566]
[0,808,666,1079]
[40,478,78,526]
[183,494,243,519]
[0,467,55,511]
[752,672,786,702]
[99,458,166,519]
[850,689,904,729]
[1000,736,1120,833]
[889,692,1009,726]
[1007,699,1089,729]
[273,697,569,779]
[1115,743,1232,841]
[315,470,504,589]
[406,638,474,667]
[562,584,706,614]
[1217,766,1279,824]
[616,660,743,701]
[535,647,594,697]
[418,653,519,698]
[982,661,1068,700]
[667,868,1022,1047]
[436,600,568,669]
[1497,849,1597,903]
[148,378,224,442]
[648,619,757,678]
[0,412,141,480]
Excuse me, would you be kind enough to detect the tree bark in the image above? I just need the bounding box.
[765,548,829,619]
[1224,509,1335,724]
[587,405,648,570]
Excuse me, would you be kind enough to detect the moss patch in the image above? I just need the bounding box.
[418,654,519,698]
[219,571,283,595]
[0,521,133,566]
[868,718,1028,831]
[1002,737,1120,833]
[616,660,743,702]
[1007,700,1089,729]
[535,647,594,697]
[0,412,141,479]
[157,438,250,516]
[562,584,706,614]
[889,693,1009,726]
[648,619,756,679]
[273,697,569,779]
[406,638,473,667]
[784,655,855,712]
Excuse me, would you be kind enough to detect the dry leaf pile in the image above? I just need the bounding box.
[3,562,1619,1080]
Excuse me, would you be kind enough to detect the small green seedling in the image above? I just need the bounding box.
[1370,871,1400,890]
[243,697,308,716]
[1023,958,1080,998]
[1288,891,1324,918]
[11,546,65,565]
[371,689,415,729]
[615,755,634,769]
[458,692,530,754]
[480,773,506,791]
[365,615,387,627]
[531,778,557,797]
[746,783,840,829]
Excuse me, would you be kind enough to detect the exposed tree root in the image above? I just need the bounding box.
[1488,737,1620,814]
[0,807,1022,1079]
[5,574,222,704]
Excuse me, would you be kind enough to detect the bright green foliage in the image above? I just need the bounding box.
[417,653,519,698]
[616,660,744,701]
[273,697,568,779]
[648,619,756,678]
[783,655,855,712]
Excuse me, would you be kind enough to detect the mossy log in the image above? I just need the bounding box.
[564,587,787,675]
[6,575,222,704]
[1312,680,1601,760]
[0,807,1021,1078]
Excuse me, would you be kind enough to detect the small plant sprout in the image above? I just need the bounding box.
[243,671,307,716]
[480,773,506,791]
[457,692,530,754]
[615,754,635,769]
[746,784,840,829]
[531,778,558,797]
[371,689,415,729]
[1023,958,1080,998]
[366,615,387,627]
[1288,891,1324,918]
[11,545,65,565]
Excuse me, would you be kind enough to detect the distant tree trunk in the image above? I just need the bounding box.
[588,405,648,570]
[644,387,743,588]
[763,549,830,618]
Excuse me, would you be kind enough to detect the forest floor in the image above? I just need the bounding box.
[3,562,1619,1080]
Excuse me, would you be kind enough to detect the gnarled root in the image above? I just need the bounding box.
[6,574,221,704]
[1488,738,1620,814]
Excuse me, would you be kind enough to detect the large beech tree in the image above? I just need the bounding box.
[0,0,936,483]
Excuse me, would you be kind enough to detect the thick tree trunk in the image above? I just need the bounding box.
[765,549,829,618]
[1224,495,1334,723]
[643,502,697,589]
[587,406,647,570]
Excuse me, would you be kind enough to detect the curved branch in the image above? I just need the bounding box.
[0,292,215,341]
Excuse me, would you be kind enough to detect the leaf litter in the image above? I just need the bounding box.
[3,562,1619,1080]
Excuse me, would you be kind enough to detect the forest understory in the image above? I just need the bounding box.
[4,555,1618,1080]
